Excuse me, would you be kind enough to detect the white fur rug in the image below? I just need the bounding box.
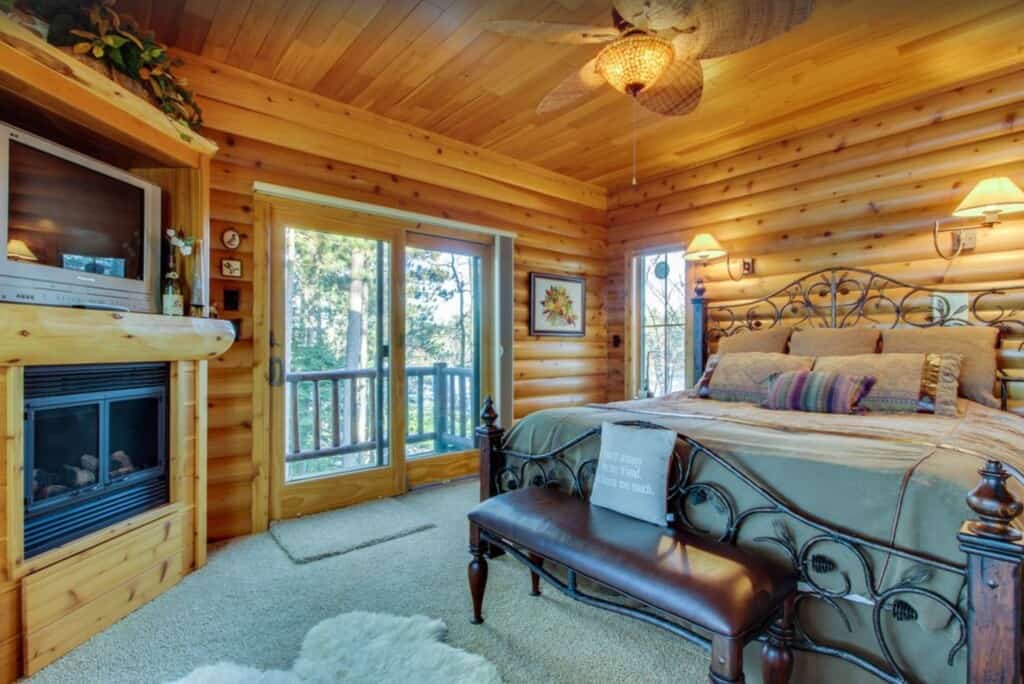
[169,612,501,684]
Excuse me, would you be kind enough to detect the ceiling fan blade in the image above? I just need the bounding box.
[537,57,606,115]
[636,57,703,116]
[482,20,620,45]
[694,0,815,59]
[613,0,696,31]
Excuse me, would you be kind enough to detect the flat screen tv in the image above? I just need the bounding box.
[0,122,161,312]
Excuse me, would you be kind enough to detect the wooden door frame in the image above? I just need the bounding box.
[265,198,407,520]
[404,231,493,490]
[256,196,498,521]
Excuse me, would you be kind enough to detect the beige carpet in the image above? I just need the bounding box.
[25,479,714,684]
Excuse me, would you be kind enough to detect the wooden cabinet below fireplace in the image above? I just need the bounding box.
[0,307,233,679]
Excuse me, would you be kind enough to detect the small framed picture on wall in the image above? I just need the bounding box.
[529,272,586,337]
[220,258,242,278]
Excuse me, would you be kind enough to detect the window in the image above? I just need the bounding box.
[635,250,687,397]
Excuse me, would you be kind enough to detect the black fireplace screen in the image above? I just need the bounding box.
[24,364,169,557]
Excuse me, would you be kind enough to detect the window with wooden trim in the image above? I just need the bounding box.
[634,250,687,397]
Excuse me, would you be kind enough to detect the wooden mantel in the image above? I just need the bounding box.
[0,304,234,366]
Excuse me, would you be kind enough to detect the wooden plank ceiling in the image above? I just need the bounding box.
[118,0,1024,189]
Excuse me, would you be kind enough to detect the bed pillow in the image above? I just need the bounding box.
[762,370,876,414]
[590,422,676,527]
[697,352,814,403]
[789,327,880,357]
[813,353,963,416]
[881,327,999,408]
[716,326,792,354]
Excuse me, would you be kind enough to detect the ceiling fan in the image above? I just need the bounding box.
[485,0,816,118]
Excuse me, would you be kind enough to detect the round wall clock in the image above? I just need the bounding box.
[221,228,241,250]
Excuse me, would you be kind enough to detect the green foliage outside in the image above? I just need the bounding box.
[285,230,477,482]
[640,250,688,397]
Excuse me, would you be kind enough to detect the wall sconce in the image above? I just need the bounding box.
[683,232,753,285]
[934,176,1024,260]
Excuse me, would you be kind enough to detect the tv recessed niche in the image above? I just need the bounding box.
[0,122,162,312]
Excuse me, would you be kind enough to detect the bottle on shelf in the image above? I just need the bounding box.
[162,245,184,316]
[163,269,184,316]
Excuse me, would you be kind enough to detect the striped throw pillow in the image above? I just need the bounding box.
[762,370,876,414]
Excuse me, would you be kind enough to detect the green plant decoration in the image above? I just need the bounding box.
[17,0,202,131]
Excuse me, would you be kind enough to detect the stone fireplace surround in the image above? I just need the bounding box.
[0,304,233,678]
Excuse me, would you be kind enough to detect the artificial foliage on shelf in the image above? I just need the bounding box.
[12,0,203,131]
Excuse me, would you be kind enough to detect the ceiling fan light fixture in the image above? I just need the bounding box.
[595,33,674,95]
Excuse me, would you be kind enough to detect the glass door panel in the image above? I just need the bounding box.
[637,249,688,396]
[282,228,390,482]
[404,244,481,461]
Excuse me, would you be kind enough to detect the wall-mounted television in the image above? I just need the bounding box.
[0,122,161,312]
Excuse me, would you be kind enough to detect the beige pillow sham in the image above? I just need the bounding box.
[813,353,963,416]
[697,352,815,404]
[716,326,792,354]
[789,327,880,357]
[881,327,999,408]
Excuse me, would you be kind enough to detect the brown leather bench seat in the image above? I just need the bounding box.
[469,486,796,639]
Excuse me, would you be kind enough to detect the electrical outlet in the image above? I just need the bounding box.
[953,229,977,252]
[742,258,756,275]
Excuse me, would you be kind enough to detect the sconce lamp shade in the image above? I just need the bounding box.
[6,238,38,262]
[684,232,727,262]
[953,177,1024,218]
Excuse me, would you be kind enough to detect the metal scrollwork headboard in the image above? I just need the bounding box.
[690,266,1024,381]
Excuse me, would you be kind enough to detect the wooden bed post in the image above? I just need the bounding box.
[476,396,505,501]
[958,460,1024,684]
[474,396,505,559]
[690,280,707,388]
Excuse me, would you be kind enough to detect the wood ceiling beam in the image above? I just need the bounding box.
[174,49,606,211]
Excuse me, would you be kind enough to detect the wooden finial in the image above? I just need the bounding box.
[694,277,706,298]
[966,460,1023,541]
[480,396,498,428]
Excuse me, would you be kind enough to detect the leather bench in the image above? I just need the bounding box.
[468,486,798,684]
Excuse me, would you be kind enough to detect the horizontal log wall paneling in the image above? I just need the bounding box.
[607,67,1024,411]
[195,56,608,537]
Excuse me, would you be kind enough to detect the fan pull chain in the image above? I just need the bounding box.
[631,95,638,186]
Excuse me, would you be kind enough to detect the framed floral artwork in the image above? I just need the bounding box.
[529,272,586,337]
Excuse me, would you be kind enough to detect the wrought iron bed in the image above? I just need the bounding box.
[473,267,1024,684]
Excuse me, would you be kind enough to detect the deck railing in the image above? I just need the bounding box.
[285,363,475,465]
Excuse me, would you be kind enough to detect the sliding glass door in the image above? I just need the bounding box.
[403,234,486,487]
[268,201,491,518]
[282,230,390,482]
[269,202,405,518]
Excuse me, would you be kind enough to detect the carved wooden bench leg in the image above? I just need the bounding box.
[762,595,796,684]
[709,634,745,683]
[528,552,543,596]
[468,526,489,625]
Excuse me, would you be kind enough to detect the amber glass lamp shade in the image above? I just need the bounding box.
[684,233,727,262]
[953,177,1024,220]
[596,33,674,95]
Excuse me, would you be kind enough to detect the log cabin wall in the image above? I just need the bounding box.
[172,54,609,540]
[605,67,1024,406]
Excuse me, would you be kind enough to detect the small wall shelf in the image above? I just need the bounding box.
[0,13,217,168]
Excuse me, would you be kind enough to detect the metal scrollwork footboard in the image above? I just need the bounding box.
[475,399,1024,684]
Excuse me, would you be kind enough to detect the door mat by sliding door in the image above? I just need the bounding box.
[270,498,436,564]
